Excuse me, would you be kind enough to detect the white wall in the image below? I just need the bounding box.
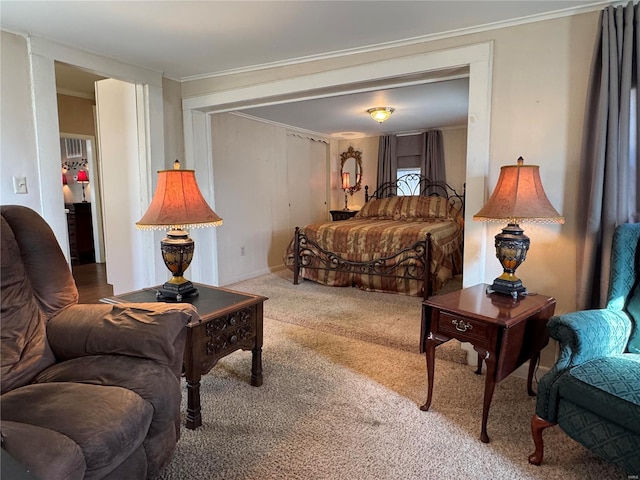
[162,77,186,165]
[478,15,595,319]
[1,31,43,211]
[442,127,468,197]
[210,113,329,285]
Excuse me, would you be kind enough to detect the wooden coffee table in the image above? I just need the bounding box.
[420,283,556,443]
[102,282,267,429]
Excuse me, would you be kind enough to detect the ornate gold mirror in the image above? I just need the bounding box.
[340,146,363,195]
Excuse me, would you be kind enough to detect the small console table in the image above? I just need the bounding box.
[330,210,358,221]
[420,283,556,443]
[102,283,267,429]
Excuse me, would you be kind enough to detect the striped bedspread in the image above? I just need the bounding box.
[284,217,462,296]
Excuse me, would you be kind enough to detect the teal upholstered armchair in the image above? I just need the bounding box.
[528,223,640,475]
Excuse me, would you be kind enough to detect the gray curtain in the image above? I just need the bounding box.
[423,130,447,189]
[577,1,639,309]
[377,135,398,188]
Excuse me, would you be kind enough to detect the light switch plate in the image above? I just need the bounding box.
[13,176,27,194]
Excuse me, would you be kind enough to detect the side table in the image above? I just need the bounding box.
[102,282,267,429]
[330,210,358,221]
[420,283,556,443]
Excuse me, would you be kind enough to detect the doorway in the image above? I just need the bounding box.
[183,42,492,289]
[60,135,105,261]
[56,62,110,299]
[29,40,163,296]
[54,63,152,297]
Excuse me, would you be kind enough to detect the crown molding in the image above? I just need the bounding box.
[180,1,611,83]
[229,112,332,141]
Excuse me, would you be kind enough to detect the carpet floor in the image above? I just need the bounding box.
[221,270,467,364]
[157,272,626,480]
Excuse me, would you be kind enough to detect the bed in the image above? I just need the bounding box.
[284,174,465,300]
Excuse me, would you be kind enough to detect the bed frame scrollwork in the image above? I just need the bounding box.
[291,174,465,300]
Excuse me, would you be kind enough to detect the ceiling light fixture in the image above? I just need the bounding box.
[367,107,395,123]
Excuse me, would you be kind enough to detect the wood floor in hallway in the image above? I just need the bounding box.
[72,263,113,303]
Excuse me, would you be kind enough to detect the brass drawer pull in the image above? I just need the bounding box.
[452,319,473,332]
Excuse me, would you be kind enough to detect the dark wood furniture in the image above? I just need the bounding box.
[330,209,359,221]
[420,283,556,443]
[65,202,95,265]
[101,283,267,430]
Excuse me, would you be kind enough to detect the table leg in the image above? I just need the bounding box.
[251,346,263,387]
[480,354,497,443]
[186,379,201,430]
[475,352,483,374]
[420,335,437,411]
[527,353,540,396]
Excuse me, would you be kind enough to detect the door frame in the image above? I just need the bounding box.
[27,36,165,291]
[183,41,493,288]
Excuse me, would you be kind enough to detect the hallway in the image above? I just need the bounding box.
[72,263,113,303]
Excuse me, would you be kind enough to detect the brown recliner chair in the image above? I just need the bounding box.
[0,205,197,480]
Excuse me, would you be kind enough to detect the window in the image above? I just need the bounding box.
[396,167,421,196]
[65,138,83,159]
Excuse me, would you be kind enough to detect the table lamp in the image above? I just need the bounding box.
[136,160,223,301]
[342,172,351,210]
[473,157,564,298]
[76,169,89,202]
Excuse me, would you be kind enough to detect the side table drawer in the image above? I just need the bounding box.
[438,312,490,346]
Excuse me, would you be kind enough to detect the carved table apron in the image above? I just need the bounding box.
[101,283,267,430]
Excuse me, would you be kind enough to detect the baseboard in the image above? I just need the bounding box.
[222,265,287,287]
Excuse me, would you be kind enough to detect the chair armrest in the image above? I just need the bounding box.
[548,308,632,370]
[47,303,197,371]
[535,308,632,422]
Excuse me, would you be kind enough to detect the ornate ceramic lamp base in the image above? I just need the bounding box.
[158,229,198,302]
[487,223,530,299]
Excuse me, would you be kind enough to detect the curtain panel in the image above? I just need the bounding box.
[577,1,639,309]
[377,131,447,193]
[423,130,447,193]
[377,135,398,190]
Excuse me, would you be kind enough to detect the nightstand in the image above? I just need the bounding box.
[420,283,556,443]
[330,210,358,221]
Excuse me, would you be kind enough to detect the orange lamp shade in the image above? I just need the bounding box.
[473,157,564,224]
[136,168,222,230]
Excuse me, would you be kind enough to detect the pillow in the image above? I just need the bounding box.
[396,195,451,220]
[355,197,404,219]
[626,282,640,353]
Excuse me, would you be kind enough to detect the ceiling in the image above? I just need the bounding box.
[2,1,608,138]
